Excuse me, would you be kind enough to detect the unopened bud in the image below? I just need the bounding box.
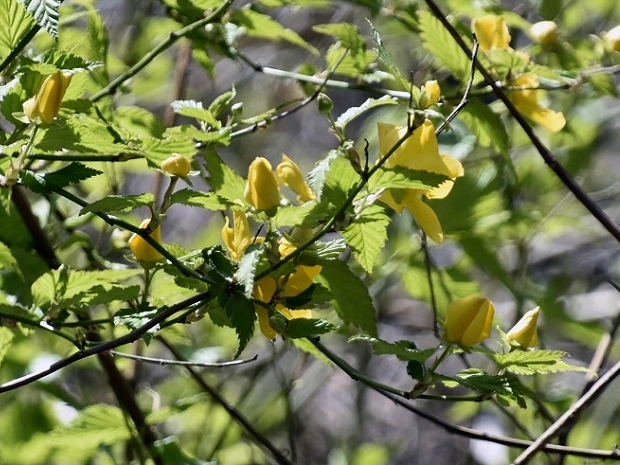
[23,71,72,124]
[160,153,191,177]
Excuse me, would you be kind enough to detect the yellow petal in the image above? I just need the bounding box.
[471,15,511,52]
[276,154,315,202]
[244,157,281,212]
[277,306,313,320]
[510,75,566,132]
[221,210,252,262]
[281,265,322,297]
[402,193,444,243]
[128,219,164,263]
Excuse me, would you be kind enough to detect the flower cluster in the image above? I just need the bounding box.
[377,117,463,242]
[471,14,566,132]
[444,294,540,350]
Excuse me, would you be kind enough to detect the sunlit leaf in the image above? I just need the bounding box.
[80,193,154,215]
[19,0,61,39]
[342,204,390,273]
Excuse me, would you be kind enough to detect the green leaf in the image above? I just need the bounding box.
[20,0,61,39]
[283,317,338,338]
[140,131,197,167]
[369,166,448,192]
[335,96,397,133]
[221,290,255,358]
[236,248,261,297]
[204,151,246,203]
[21,164,102,195]
[316,259,377,336]
[0,326,14,369]
[313,23,366,54]
[342,204,390,273]
[62,284,141,312]
[273,202,332,228]
[493,350,591,376]
[459,99,509,154]
[171,100,220,128]
[114,305,159,343]
[0,0,36,59]
[231,8,318,55]
[307,149,339,201]
[170,189,232,210]
[155,437,216,465]
[322,155,361,207]
[0,241,19,273]
[47,404,132,449]
[368,20,411,92]
[80,193,154,215]
[418,10,472,81]
[350,335,437,362]
[208,89,236,118]
[443,369,528,407]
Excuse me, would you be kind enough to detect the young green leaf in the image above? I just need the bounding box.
[282,317,338,338]
[20,0,61,39]
[342,204,390,273]
[169,189,232,211]
[350,335,437,362]
[80,193,154,215]
[204,151,246,204]
[0,0,36,59]
[316,259,377,336]
[335,96,397,133]
[368,166,448,191]
[171,100,220,128]
[493,350,591,376]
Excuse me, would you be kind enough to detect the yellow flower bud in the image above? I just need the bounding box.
[419,80,441,109]
[529,21,558,47]
[276,154,315,202]
[22,71,72,124]
[506,307,539,349]
[604,25,620,52]
[160,153,191,177]
[128,219,164,263]
[471,15,511,52]
[444,294,495,346]
[244,157,281,213]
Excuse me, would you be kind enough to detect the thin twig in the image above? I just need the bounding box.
[424,0,620,244]
[158,336,294,465]
[0,290,210,393]
[110,350,258,368]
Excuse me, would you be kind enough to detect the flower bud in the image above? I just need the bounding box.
[529,21,558,47]
[419,80,441,109]
[444,294,495,346]
[604,25,620,52]
[23,71,72,124]
[506,307,539,349]
[276,154,315,202]
[317,93,334,114]
[244,157,281,213]
[128,219,164,263]
[160,153,191,177]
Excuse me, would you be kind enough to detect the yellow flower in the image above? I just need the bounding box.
[128,219,164,263]
[280,265,322,297]
[529,21,558,47]
[276,154,315,202]
[221,210,253,262]
[506,307,539,349]
[254,276,278,339]
[444,294,495,346]
[244,157,281,213]
[471,15,511,52]
[23,71,73,124]
[604,25,620,52]
[419,80,441,109]
[509,74,566,132]
[377,120,463,242]
[161,153,191,177]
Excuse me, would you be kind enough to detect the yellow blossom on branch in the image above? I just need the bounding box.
[23,71,72,124]
[221,210,253,262]
[244,157,281,213]
[377,119,463,242]
[160,153,191,177]
[509,74,566,132]
[419,80,441,109]
[506,307,540,349]
[276,154,315,203]
[471,15,511,52]
[128,219,164,264]
[444,294,495,346]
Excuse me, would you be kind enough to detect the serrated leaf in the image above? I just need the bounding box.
[80,193,154,215]
[335,95,397,133]
[0,326,14,368]
[169,189,232,210]
[493,350,591,376]
[342,204,389,273]
[48,404,132,449]
[204,151,246,203]
[368,166,448,191]
[308,149,339,201]
[350,335,437,362]
[443,368,528,407]
[39,163,102,190]
[114,305,159,343]
[0,0,36,59]
[236,248,261,297]
[459,99,509,154]
[418,10,472,81]
[140,132,197,167]
[273,201,332,228]
[284,317,338,338]
[231,8,318,55]
[208,89,236,118]
[322,156,361,207]
[19,0,60,39]
[316,259,377,336]
[171,100,220,128]
[0,241,18,273]
[222,291,255,358]
[62,284,141,311]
